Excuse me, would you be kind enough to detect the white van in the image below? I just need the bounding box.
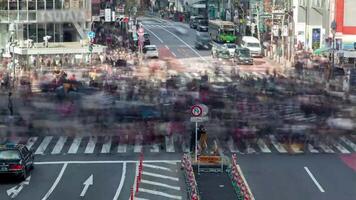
[241,36,262,57]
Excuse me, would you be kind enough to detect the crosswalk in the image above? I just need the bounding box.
[3,135,356,155]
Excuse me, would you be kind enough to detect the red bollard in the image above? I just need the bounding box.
[130,187,134,200]
[136,176,140,194]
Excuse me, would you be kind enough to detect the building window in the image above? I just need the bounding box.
[38,24,45,42]
[46,0,54,9]
[55,0,62,9]
[47,23,54,42]
[38,0,45,10]
[0,0,8,10]
[29,24,37,42]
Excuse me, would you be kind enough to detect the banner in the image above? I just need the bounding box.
[105,8,111,22]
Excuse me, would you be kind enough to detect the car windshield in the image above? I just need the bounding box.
[145,47,156,51]
[226,44,236,49]
[247,42,260,48]
[221,30,234,35]
[239,49,250,57]
[0,150,21,160]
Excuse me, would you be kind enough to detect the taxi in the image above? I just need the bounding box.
[0,144,34,180]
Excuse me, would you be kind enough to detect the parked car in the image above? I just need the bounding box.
[143,45,159,59]
[235,47,253,65]
[189,16,205,29]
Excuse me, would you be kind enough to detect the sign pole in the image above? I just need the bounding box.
[195,121,198,162]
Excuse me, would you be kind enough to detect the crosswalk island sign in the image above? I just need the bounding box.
[190,104,209,122]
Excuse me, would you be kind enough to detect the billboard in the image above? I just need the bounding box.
[336,0,356,34]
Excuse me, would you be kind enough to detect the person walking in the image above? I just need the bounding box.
[198,125,208,153]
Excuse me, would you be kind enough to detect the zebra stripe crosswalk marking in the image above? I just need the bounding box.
[26,137,38,150]
[333,141,350,154]
[84,137,97,154]
[101,136,112,154]
[269,135,287,153]
[256,139,271,153]
[51,136,67,154]
[35,136,53,155]
[340,136,356,152]
[68,137,82,154]
[165,136,175,153]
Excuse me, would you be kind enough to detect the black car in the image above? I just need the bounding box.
[0,144,34,180]
[190,16,205,29]
[197,19,208,32]
[143,33,150,46]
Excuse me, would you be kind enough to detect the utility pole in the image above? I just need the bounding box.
[205,0,209,19]
[256,2,261,42]
[270,0,275,59]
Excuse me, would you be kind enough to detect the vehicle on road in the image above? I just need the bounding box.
[0,144,34,180]
[143,33,150,46]
[189,16,205,29]
[222,43,237,57]
[234,47,253,65]
[143,45,159,59]
[241,36,262,57]
[195,32,212,50]
[208,20,236,43]
[212,44,232,59]
[197,19,208,32]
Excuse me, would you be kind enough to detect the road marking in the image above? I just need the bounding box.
[35,136,53,155]
[304,167,325,193]
[182,140,190,153]
[160,28,208,63]
[256,139,272,153]
[228,136,239,153]
[68,137,82,154]
[308,144,319,153]
[333,141,350,154]
[26,137,38,150]
[80,174,93,197]
[139,188,182,200]
[141,179,180,190]
[35,160,181,165]
[42,163,68,200]
[143,26,163,43]
[236,164,255,200]
[143,164,172,171]
[318,142,335,153]
[340,136,356,151]
[165,45,170,50]
[101,136,112,153]
[84,137,97,154]
[113,162,126,200]
[171,52,177,57]
[134,197,150,200]
[150,144,159,153]
[269,135,287,153]
[6,176,31,198]
[117,135,127,153]
[165,136,175,152]
[51,136,67,154]
[134,135,143,153]
[142,171,179,181]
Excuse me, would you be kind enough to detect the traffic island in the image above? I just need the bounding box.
[181,152,255,200]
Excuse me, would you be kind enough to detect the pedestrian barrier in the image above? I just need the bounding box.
[227,154,255,200]
[181,154,200,200]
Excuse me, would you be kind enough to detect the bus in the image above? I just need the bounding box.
[208,20,236,43]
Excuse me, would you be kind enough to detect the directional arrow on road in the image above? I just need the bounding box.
[80,174,93,197]
[7,176,31,198]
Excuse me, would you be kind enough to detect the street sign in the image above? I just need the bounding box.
[105,9,111,22]
[191,105,202,117]
[190,116,209,123]
[87,31,95,39]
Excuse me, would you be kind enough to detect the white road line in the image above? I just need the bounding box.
[304,167,325,193]
[68,137,82,154]
[51,136,67,154]
[34,160,181,165]
[141,179,180,190]
[340,136,356,151]
[142,171,179,181]
[144,26,163,43]
[165,45,170,50]
[333,141,350,154]
[165,136,175,153]
[171,52,177,57]
[134,197,150,200]
[269,135,287,153]
[35,136,53,155]
[112,162,126,200]
[134,135,143,153]
[143,164,172,171]
[256,139,272,153]
[84,137,97,154]
[160,28,208,63]
[117,135,127,153]
[101,136,112,154]
[150,144,160,153]
[318,142,335,153]
[236,164,255,200]
[139,188,182,200]
[41,163,68,200]
[26,137,38,150]
[308,144,319,153]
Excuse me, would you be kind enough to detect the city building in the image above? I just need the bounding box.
[333,0,356,50]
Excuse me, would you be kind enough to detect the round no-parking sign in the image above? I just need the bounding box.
[191,105,203,117]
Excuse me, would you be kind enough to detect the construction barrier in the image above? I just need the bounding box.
[181,154,200,200]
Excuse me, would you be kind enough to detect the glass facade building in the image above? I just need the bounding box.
[0,0,92,51]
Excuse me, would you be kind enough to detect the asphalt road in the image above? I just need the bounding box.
[238,154,356,200]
